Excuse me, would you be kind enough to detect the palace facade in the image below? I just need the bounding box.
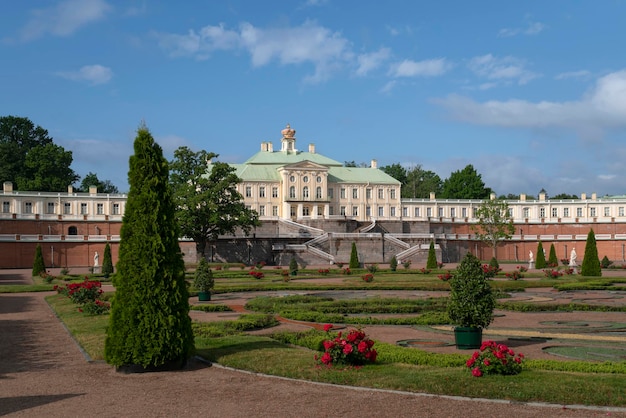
[2,124,626,268]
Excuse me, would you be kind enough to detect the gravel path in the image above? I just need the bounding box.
[1,271,625,417]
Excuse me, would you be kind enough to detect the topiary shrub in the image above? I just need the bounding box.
[488,257,499,269]
[32,243,46,277]
[535,241,547,269]
[389,256,398,272]
[193,258,214,293]
[600,256,612,269]
[289,257,298,276]
[548,244,558,267]
[447,252,495,329]
[426,241,438,269]
[102,242,114,278]
[349,242,360,269]
[105,125,194,371]
[581,229,602,276]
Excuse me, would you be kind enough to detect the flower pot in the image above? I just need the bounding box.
[454,326,482,350]
[198,291,211,301]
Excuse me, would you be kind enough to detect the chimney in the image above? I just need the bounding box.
[3,181,13,193]
[490,192,496,200]
[429,192,436,200]
[581,193,587,200]
[539,192,546,201]
[89,185,98,195]
[371,159,377,169]
[592,193,597,200]
[268,142,273,152]
[520,194,526,201]
[68,185,74,194]
[261,142,267,152]
[308,143,316,154]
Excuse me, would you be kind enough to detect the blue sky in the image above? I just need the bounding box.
[2,1,626,196]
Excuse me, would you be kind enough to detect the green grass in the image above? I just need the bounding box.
[0,284,55,293]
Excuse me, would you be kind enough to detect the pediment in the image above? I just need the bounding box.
[280,160,328,171]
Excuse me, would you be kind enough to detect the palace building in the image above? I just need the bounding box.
[2,124,626,268]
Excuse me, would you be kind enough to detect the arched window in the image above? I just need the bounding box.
[303,186,309,199]
[68,226,78,235]
[316,187,322,199]
[289,186,296,199]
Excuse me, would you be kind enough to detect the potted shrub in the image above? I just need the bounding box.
[194,258,214,301]
[447,253,495,349]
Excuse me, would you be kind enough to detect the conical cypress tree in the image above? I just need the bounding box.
[32,243,46,277]
[548,244,558,267]
[105,125,194,370]
[426,241,438,269]
[102,242,114,277]
[581,229,602,276]
[535,241,546,269]
[349,242,360,269]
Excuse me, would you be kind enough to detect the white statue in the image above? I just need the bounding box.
[569,248,577,267]
[94,251,99,267]
[528,251,534,263]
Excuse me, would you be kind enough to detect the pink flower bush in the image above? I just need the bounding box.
[315,325,377,366]
[466,340,524,377]
[361,273,374,282]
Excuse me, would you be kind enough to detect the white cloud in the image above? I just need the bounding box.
[156,21,353,83]
[498,21,546,38]
[467,54,538,85]
[389,58,452,78]
[57,64,113,85]
[555,70,591,80]
[433,70,626,136]
[356,48,391,76]
[20,0,111,41]
[379,80,396,94]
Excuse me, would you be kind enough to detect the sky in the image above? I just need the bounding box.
[2,0,626,197]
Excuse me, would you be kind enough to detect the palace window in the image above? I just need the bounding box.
[523,208,529,218]
[390,189,396,199]
[604,207,610,217]
[378,189,384,199]
[340,206,346,216]
[390,207,396,217]
[403,207,408,217]
[352,206,358,216]
[563,208,569,217]
[576,207,583,217]
[272,187,278,198]
[289,186,296,199]
[2,201,9,213]
[539,207,545,218]
[366,188,371,199]
[68,226,78,235]
[438,207,444,217]
[290,207,296,217]
[462,207,467,218]
[80,203,88,215]
[303,186,309,199]
[303,176,309,183]
[97,203,104,215]
[552,208,558,217]
[112,203,120,215]
[427,207,432,217]
[590,207,596,217]
[24,202,33,214]
[450,208,456,218]
[340,188,346,199]
[47,202,55,214]
[619,207,624,217]
[259,206,265,216]
[64,202,71,214]
[378,207,384,217]
[259,186,265,198]
[414,207,420,217]
[316,187,322,199]
[303,207,310,216]
[328,188,334,199]
[316,176,322,183]
[366,206,371,216]
[245,186,252,198]
[352,188,358,199]
[329,206,334,215]
[272,206,278,216]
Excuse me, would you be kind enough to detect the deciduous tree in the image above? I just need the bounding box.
[471,199,515,259]
[169,147,259,262]
[441,164,491,199]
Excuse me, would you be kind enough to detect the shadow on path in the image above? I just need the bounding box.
[0,393,84,416]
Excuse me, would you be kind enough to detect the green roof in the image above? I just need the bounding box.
[230,150,400,185]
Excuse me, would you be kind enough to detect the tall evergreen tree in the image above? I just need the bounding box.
[105,125,194,370]
[581,229,602,276]
[426,241,438,269]
[102,242,114,277]
[349,242,360,269]
[535,241,547,269]
[548,244,558,267]
[32,243,46,276]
